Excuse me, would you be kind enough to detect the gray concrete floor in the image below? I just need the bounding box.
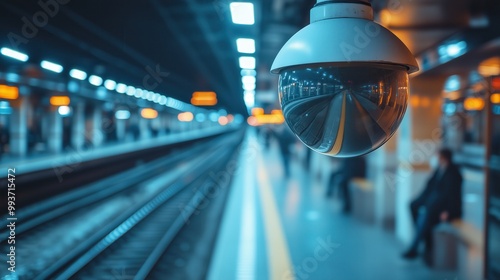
[210,130,459,280]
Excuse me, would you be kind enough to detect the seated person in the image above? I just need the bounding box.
[402,148,462,259]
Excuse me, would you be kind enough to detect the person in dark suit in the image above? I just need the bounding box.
[402,148,463,259]
[326,156,366,213]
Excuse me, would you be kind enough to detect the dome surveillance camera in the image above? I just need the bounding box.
[271,0,419,157]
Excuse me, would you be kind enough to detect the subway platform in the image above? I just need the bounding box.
[208,129,459,280]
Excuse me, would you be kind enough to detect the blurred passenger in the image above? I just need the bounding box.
[325,156,366,213]
[263,125,272,150]
[273,124,296,178]
[304,147,312,171]
[402,148,462,259]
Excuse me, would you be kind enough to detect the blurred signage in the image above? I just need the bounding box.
[191,91,217,106]
[464,97,485,111]
[0,85,19,100]
[141,108,158,119]
[178,111,193,122]
[49,96,70,106]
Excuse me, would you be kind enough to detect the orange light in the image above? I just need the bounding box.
[445,91,461,101]
[191,91,217,106]
[191,99,217,106]
[255,114,285,125]
[178,111,193,122]
[478,57,500,77]
[378,9,392,27]
[50,96,70,106]
[192,91,216,98]
[410,96,420,107]
[271,109,282,115]
[491,93,500,104]
[141,108,158,119]
[218,116,228,126]
[421,97,430,107]
[247,116,258,126]
[0,85,19,100]
[251,107,264,116]
[464,97,485,111]
[227,114,234,123]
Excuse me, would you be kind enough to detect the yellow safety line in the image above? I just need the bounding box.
[327,92,347,155]
[256,153,295,280]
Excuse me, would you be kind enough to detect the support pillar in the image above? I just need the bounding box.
[48,108,62,153]
[71,101,85,151]
[10,96,29,156]
[92,106,103,147]
[395,76,446,245]
[366,135,397,229]
[139,117,150,140]
[115,119,126,142]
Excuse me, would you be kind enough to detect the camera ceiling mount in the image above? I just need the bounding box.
[271,0,419,74]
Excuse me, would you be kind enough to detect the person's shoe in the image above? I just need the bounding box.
[401,249,418,259]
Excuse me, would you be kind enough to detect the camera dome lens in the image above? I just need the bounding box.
[278,64,409,157]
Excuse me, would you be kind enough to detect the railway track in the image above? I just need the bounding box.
[0,131,244,279]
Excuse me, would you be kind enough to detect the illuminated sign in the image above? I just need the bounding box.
[141,108,158,119]
[191,91,217,106]
[178,112,194,122]
[0,85,19,100]
[50,96,70,106]
[464,97,485,111]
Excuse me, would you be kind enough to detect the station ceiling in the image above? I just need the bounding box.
[1,0,499,115]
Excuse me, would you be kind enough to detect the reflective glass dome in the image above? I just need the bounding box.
[278,64,409,157]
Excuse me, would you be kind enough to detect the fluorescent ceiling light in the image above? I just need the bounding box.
[239,56,256,69]
[41,60,63,73]
[88,75,103,86]
[230,2,255,25]
[242,76,256,84]
[134,89,142,98]
[0,47,29,62]
[159,96,167,105]
[115,110,131,120]
[196,113,206,122]
[243,83,256,90]
[236,38,255,53]
[126,86,136,96]
[69,69,87,80]
[153,93,160,103]
[104,79,117,90]
[116,83,127,94]
[135,88,144,98]
[244,91,255,108]
[58,106,71,116]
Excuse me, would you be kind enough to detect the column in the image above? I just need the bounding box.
[9,95,29,156]
[115,119,126,142]
[366,135,397,229]
[92,106,103,147]
[48,108,63,153]
[139,117,150,140]
[395,76,446,245]
[71,101,85,151]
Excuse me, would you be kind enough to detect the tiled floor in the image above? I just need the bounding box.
[209,129,458,280]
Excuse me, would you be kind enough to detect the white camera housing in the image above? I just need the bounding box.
[271,0,419,157]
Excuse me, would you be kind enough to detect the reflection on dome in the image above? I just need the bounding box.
[279,64,409,157]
